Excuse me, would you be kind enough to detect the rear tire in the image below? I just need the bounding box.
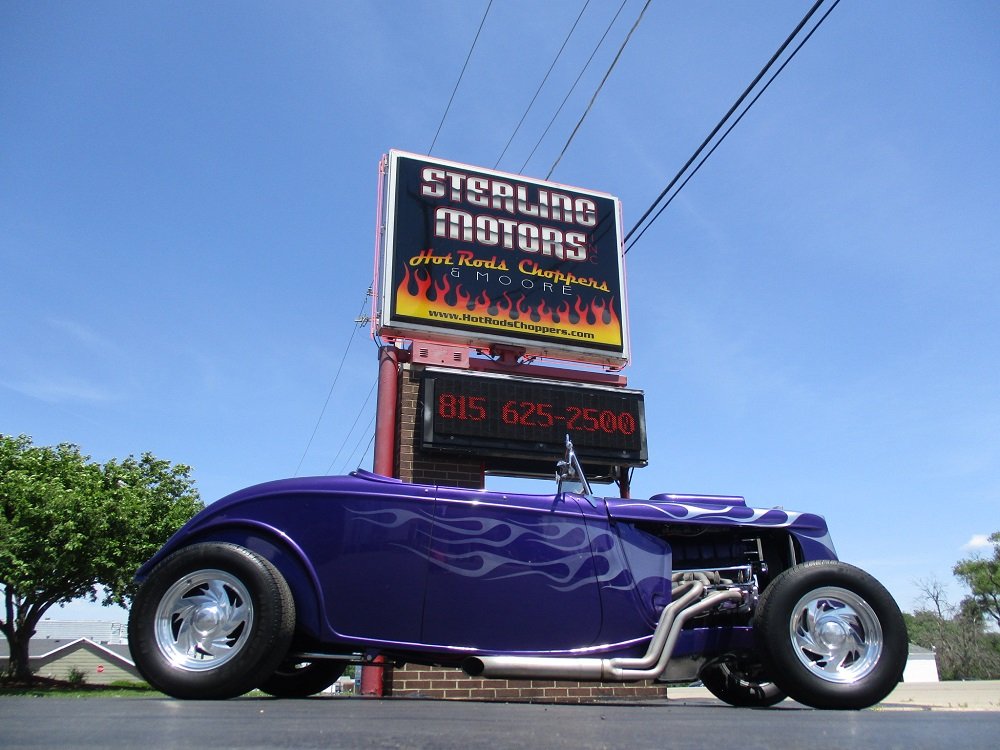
[128,542,296,699]
[259,660,346,698]
[755,561,907,710]
[700,657,787,707]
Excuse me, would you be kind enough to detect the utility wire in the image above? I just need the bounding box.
[325,376,378,474]
[546,0,653,180]
[428,0,493,155]
[494,0,591,170]
[625,0,841,254]
[338,413,378,475]
[624,0,836,253]
[294,291,371,476]
[519,0,628,174]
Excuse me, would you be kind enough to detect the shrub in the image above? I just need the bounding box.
[66,667,88,687]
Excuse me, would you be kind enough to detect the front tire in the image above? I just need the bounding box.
[755,561,907,710]
[128,542,296,699]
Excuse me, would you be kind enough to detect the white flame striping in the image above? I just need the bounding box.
[349,507,634,593]
[613,502,799,524]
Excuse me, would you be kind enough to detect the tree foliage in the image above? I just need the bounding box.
[953,531,1000,630]
[0,434,203,680]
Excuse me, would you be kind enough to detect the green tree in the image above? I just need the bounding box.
[953,532,1000,629]
[0,435,203,681]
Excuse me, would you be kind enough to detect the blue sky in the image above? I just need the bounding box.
[2,1,998,623]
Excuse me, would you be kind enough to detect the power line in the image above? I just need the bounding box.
[546,0,653,180]
[337,413,378,475]
[494,0,591,170]
[625,0,842,254]
[519,0,629,174]
[428,0,493,156]
[625,0,827,245]
[324,376,378,474]
[624,0,839,254]
[293,290,372,476]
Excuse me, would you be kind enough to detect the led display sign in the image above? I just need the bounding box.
[421,370,647,466]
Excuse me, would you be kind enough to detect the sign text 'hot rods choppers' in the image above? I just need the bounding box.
[377,150,629,367]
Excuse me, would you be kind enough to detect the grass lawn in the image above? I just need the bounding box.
[0,676,160,698]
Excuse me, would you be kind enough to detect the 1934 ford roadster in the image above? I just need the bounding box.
[128,439,907,709]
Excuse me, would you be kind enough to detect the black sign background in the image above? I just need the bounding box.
[421,371,647,466]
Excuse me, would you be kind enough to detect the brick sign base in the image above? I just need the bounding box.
[388,664,668,703]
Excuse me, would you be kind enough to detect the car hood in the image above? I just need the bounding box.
[604,493,837,557]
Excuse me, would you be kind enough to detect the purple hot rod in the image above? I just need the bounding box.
[128,439,907,709]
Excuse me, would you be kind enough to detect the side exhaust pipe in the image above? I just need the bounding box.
[463,584,743,683]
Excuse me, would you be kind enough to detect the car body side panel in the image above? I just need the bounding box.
[420,490,606,652]
[311,492,434,644]
[588,518,672,646]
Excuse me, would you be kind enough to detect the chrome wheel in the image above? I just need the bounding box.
[788,585,882,684]
[154,568,254,671]
[129,543,295,699]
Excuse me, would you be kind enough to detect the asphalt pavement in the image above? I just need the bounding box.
[667,679,1000,711]
[3,690,999,750]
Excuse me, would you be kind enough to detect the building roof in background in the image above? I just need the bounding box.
[0,637,133,662]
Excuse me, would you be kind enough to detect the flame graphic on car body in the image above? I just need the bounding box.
[349,507,634,593]
[347,494,836,597]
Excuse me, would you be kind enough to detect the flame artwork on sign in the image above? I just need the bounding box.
[393,267,624,349]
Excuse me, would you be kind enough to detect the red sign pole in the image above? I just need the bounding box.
[372,345,399,478]
[362,344,401,697]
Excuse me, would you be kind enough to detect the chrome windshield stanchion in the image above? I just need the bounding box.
[556,435,592,496]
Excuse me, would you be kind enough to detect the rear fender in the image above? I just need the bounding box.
[159,520,326,640]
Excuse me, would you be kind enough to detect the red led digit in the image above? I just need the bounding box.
[438,393,457,419]
[519,402,537,425]
[467,396,487,421]
[535,402,554,428]
[501,400,520,425]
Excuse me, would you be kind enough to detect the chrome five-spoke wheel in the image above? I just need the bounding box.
[788,586,882,684]
[154,569,254,671]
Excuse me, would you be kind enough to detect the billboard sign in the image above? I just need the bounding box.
[377,150,629,366]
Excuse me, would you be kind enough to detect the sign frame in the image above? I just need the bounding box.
[376,150,630,367]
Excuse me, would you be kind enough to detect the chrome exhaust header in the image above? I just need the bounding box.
[463,583,744,682]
